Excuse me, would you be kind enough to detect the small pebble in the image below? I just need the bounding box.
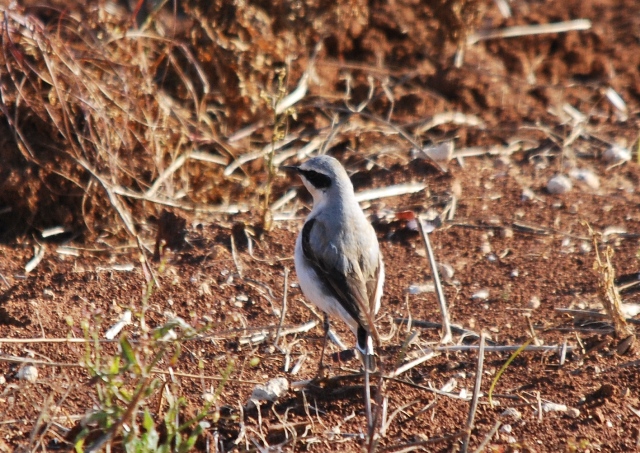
[521,187,535,201]
[569,168,600,190]
[541,402,567,413]
[421,141,454,162]
[579,241,592,254]
[603,144,631,163]
[247,377,289,407]
[622,304,640,317]
[500,424,512,434]
[528,296,541,310]
[566,407,580,418]
[507,436,517,444]
[437,263,455,281]
[440,378,456,392]
[408,283,435,294]
[510,269,519,277]
[547,175,572,194]
[501,408,522,419]
[471,289,490,300]
[18,365,38,383]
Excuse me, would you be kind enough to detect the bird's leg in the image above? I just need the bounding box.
[364,363,373,433]
[316,313,331,377]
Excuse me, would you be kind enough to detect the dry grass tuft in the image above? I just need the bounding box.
[0,0,483,241]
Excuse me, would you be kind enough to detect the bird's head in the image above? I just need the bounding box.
[282,155,353,209]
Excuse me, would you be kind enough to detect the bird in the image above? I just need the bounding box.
[285,155,384,376]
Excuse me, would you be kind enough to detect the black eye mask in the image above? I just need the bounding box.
[300,169,332,189]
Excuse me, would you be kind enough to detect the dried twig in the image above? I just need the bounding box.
[462,333,486,453]
[24,245,45,274]
[414,112,484,136]
[394,318,480,340]
[467,19,592,45]
[354,182,426,203]
[436,343,570,353]
[386,350,437,379]
[417,216,453,343]
[587,223,635,350]
[274,267,289,349]
[380,399,421,437]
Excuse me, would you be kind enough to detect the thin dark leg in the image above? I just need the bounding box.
[365,363,372,433]
[317,314,330,376]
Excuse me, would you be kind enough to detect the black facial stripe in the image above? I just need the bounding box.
[300,169,332,189]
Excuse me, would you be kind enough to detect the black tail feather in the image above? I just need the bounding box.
[356,326,376,372]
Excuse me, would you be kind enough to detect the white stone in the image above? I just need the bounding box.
[622,303,640,317]
[547,175,572,194]
[528,296,541,310]
[569,168,600,190]
[567,407,580,418]
[408,283,435,294]
[603,145,631,164]
[18,365,38,383]
[500,407,522,419]
[541,402,567,413]
[248,377,289,407]
[521,187,536,201]
[422,141,454,162]
[437,263,455,281]
[471,289,490,300]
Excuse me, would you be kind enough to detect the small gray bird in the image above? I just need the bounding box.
[286,155,384,373]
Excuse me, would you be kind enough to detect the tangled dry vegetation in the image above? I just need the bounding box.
[0,0,481,242]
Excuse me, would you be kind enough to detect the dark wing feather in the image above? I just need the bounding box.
[302,218,371,332]
[365,254,382,313]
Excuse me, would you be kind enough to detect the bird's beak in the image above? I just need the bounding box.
[280,165,299,173]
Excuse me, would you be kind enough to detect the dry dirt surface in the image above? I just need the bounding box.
[1,0,640,452]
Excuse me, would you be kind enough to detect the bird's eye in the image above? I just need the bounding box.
[300,169,332,189]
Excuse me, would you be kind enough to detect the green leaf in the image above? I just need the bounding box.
[109,355,121,375]
[120,336,140,372]
[142,409,154,431]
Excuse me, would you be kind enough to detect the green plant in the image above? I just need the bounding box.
[73,261,232,452]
